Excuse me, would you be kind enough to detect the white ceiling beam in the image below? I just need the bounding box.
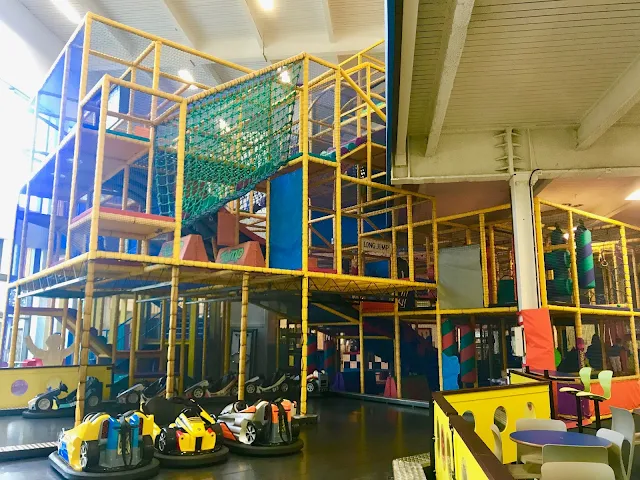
[200,30,384,64]
[240,0,266,58]
[320,0,335,43]
[425,0,475,157]
[394,0,419,168]
[157,0,224,84]
[0,0,63,89]
[577,54,640,150]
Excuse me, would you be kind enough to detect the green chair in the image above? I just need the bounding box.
[541,444,608,465]
[540,462,615,480]
[490,424,541,479]
[559,367,592,395]
[610,407,637,480]
[596,428,626,480]
[559,367,592,432]
[576,370,612,431]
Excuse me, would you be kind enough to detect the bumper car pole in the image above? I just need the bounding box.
[129,294,139,388]
[223,301,231,373]
[202,302,209,378]
[166,266,180,398]
[76,261,96,427]
[238,273,250,401]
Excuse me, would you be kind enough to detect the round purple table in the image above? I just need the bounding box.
[510,430,612,448]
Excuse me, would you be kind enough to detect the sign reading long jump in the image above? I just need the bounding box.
[362,238,392,257]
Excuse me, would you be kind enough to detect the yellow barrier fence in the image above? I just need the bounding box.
[442,382,552,464]
[0,365,111,410]
[433,392,513,480]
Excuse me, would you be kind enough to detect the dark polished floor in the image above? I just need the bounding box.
[0,398,432,480]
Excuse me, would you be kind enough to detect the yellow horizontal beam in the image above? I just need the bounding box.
[539,199,640,232]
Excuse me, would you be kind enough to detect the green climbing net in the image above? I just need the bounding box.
[154,60,303,227]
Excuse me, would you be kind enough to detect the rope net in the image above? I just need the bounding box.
[155,59,303,228]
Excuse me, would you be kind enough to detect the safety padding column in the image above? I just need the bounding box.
[459,323,476,387]
[511,173,551,368]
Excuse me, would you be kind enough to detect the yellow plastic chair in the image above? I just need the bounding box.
[491,424,541,479]
[541,444,608,465]
[515,418,567,465]
[576,370,612,431]
[610,407,637,480]
[596,428,626,480]
[541,462,615,480]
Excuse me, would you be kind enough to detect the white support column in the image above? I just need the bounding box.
[510,172,540,311]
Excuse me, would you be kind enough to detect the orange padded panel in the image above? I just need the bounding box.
[216,241,265,267]
[159,234,208,261]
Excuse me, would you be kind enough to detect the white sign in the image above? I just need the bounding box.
[362,238,392,257]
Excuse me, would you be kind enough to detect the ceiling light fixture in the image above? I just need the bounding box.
[51,0,82,24]
[625,189,640,201]
[259,0,274,11]
[279,70,291,84]
[178,69,196,87]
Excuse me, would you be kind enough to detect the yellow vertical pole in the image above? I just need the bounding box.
[119,166,130,253]
[479,213,489,307]
[74,300,83,364]
[359,303,365,394]
[465,229,472,246]
[223,302,231,373]
[334,71,343,274]
[300,276,309,413]
[160,299,167,370]
[87,77,110,257]
[110,296,120,362]
[631,249,640,309]
[75,261,95,426]
[201,303,208,379]
[391,210,398,279]
[407,195,415,281]
[172,101,187,261]
[301,56,310,273]
[127,68,136,134]
[234,200,240,245]
[188,302,197,378]
[489,226,498,305]
[179,300,186,393]
[393,297,402,398]
[620,227,640,376]
[61,299,69,354]
[613,250,621,304]
[266,180,271,268]
[357,168,364,276]
[238,274,250,401]
[567,212,585,367]
[366,64,372,201]
[166,267,179,398]
[8,288,22,368]
[47,50,71,267]
[129,294,139,387]
[433,202,444,390]
[533,198,549,308]
[65,18,92,260]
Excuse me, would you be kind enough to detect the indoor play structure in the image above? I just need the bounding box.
[0,13,638,479]
[0,9,434,444]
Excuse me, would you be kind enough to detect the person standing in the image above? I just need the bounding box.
[586,334,603,370]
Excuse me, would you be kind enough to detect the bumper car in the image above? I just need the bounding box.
[184,374,238,400]
[306,370,329,394]
[141,376,177,403]
[49,411,159,480]
[116,384,145,409]
[24,377,103,418]
[244,370,298,397]
[142,396,229,467]
[217,399,303,456]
